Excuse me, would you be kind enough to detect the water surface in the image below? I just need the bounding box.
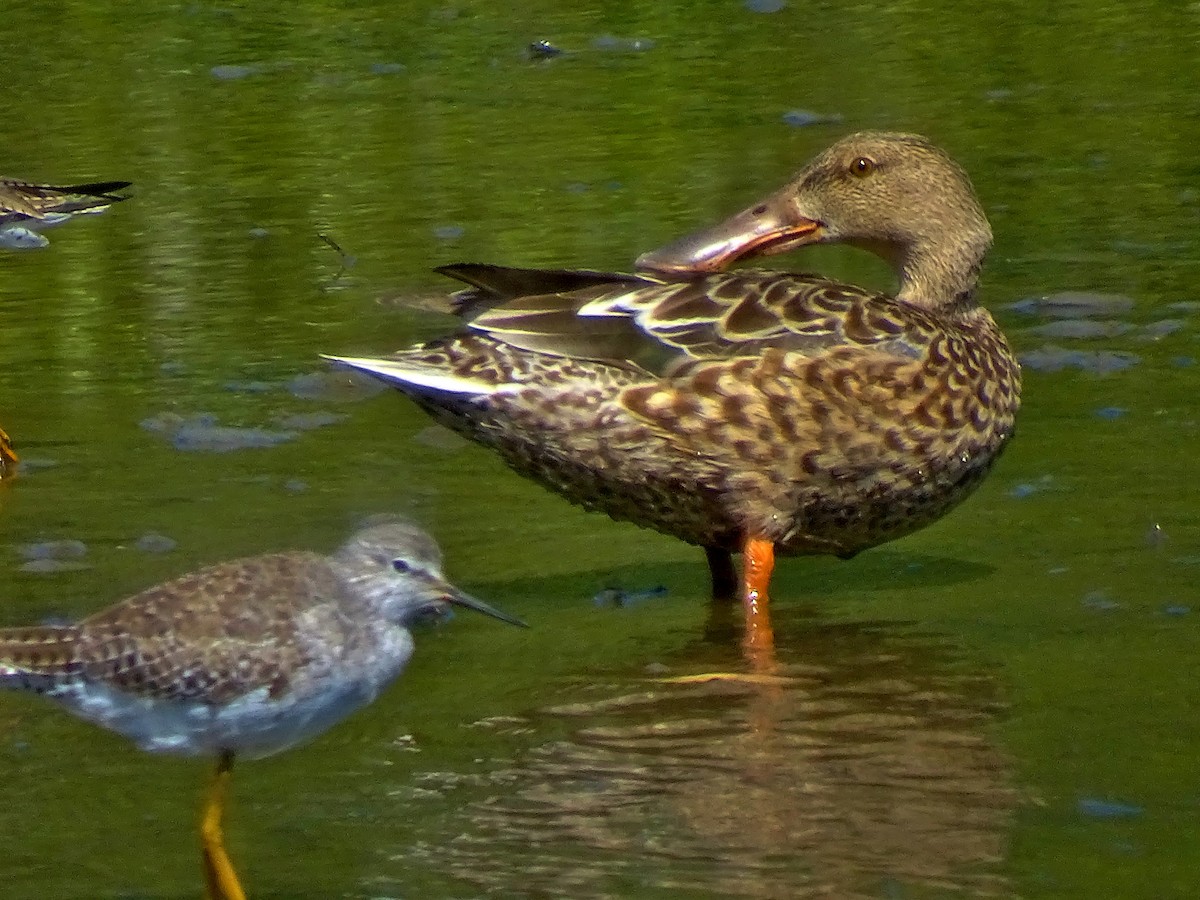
[2,2,1198,897]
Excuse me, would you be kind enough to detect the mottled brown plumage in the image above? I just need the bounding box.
[1,552,346,705]
[327,132,1020,638]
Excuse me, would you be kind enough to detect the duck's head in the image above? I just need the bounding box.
[636,132,992,308]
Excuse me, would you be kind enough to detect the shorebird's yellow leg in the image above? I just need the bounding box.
[0,426,18,480]
[201,750,247,900]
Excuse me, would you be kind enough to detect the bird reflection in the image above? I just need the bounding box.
[423,615,1014,898]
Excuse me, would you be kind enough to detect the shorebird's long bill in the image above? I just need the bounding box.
[444,587,528,628]
[636,186,823,275]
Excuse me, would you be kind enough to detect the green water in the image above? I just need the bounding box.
[2,2,1198,897]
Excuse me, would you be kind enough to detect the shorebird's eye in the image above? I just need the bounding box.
[850,157,875,177]
[391,558,411,574]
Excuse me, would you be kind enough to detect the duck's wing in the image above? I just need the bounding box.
[464,269,930,376]
[436,263,657,318]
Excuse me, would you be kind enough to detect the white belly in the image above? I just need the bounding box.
[45,638,413,759]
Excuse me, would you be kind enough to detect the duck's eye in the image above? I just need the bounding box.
[850,157,875,177]
[392,558,411,574]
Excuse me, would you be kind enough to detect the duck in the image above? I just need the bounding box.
[326,132,1021,658]
[0,176,131,249]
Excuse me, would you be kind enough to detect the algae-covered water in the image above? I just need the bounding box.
[1,2,1198,897]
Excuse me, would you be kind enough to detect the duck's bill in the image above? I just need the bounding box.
[444,587,529,628]
[636,191,823,275]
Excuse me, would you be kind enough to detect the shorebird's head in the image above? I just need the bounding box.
[335,517,527,628]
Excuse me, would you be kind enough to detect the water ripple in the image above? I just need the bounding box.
[388,626,1015,899]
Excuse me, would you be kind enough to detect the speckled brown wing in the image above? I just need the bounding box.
[71,552,348,705]
[462,269,934,375]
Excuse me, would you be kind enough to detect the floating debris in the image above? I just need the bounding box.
[20,559,91,574]
[318,232,357,270]
[413,425,469,451]
[590,34,655,52]
[1081,590,1120,611]
[210,64,259,80]
[140,413,297,453]
[1094,407,1128,420]
[1009,475,1055,498]
[275,411,346,431]
[1172,356,1195,367]
[745,0,786,11]
[1019,345,1141,374]
[1111,239,1189,259]
[432,224,464,241]
[1145,523,1168,549]
[224,380,275,394]
[283,479,309,493]
[593,585,669,608]
[1139,319,1186,341]
[18,540,90,574]
[18,540,87,561]
[287,370,385,402]
[0,226,50,249]
[781,109,843,128]
[1022,320,1132,340]
[1004,292,1136,319]
[248,227,270,239]
[1078,798,1144,820]
[10,458,57,475]
[135,533,177,554]
[527,40,563,59]
[369,62,407,75]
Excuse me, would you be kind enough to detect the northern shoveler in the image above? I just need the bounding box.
[327,132,1021,659]
[0,177,131,249]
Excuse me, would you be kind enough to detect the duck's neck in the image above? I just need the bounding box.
[897,224,988,309]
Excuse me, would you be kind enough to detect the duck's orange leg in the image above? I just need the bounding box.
[740,536,777,671]
[656,536,784,685]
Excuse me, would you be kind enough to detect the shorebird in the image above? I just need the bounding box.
[0,517,525,899]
